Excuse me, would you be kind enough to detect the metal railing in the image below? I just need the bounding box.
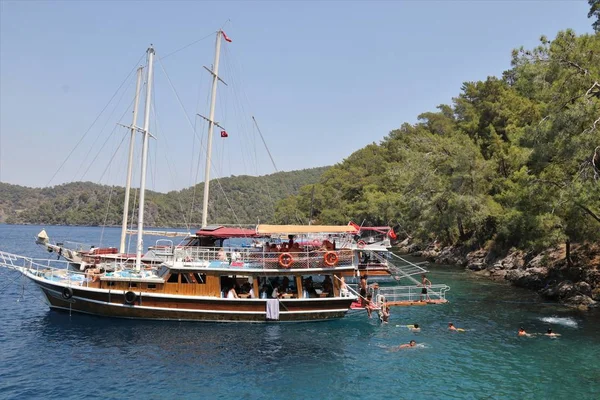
[374,284,450,304]
[0,250,91,287]
[172,246,356,270]
[369,252,428,283]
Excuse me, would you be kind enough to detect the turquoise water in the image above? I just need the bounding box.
[0,225,598,399]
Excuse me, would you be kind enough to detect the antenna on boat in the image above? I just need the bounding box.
[199,30,229,228]
[119,66,144,254]
[135,46,155,271]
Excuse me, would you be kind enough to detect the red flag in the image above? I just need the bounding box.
[221,31,232,42]
[388,229,397,240]
[220,130,228,138]
[348,221,360,231]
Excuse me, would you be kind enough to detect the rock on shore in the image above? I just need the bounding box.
[406,242,599,310]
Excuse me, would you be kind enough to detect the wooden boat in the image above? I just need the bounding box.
[1,224,363,322]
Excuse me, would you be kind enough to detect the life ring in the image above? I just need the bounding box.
[124,291,137,305]
[357,240,366,249]
[62,287,73,299]
[278,253,294,268]
[323,251,339,266]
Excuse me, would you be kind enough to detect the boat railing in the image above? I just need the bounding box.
[0,250,94,287]
[151,239,174,256]
[173,246,355,270]
[369,251,428,283]
[374,284,450,304]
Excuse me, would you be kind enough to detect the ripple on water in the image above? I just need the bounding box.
[1,225,600,399]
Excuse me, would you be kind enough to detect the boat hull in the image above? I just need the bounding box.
[33,278,353,323]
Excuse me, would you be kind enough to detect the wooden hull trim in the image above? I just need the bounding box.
[29,275,354,322]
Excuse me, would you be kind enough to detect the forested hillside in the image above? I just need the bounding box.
[275,29,600,253]
[0,167,328,227]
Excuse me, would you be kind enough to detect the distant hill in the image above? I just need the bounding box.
[0,166,329,227]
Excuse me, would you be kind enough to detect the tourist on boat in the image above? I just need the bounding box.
[397,340,417,350]
[227,285,239,299]
[379,302,390,323]
[340,276,349,297]
[419,274,432,302]
[365,294,378,318]
[360,275,368,306]
[322,275,333,295]
[289,242,301,253]
[218,247,227,261]
[241,282,255,298]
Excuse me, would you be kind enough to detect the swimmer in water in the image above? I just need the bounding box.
[518,327,528,337]
[545,328,560,338]
[448,322,465,332]
[408,324,421,332]
[397,340,417,350]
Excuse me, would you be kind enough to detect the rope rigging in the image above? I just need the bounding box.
[46,52,146,187]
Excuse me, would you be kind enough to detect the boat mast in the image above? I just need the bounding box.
[120,66,143,254]
[201,31,224,228]
[135,46,155,271]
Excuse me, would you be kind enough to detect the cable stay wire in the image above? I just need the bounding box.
[159,32,216,61]
[46,52,146,187]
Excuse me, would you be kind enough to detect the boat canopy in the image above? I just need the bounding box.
[194,226,259,238]
[256,225,359,235]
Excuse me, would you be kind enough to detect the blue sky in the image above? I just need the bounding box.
[0,0,594,193]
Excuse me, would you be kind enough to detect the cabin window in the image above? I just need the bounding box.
[107,281,115,287]
[167,273,179,283]
[129,283,138,288]
[193,273,206,284]
[147,284,157,289]
[181,274,193,284]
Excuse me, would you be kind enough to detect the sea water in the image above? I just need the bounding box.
[0,225,598,399]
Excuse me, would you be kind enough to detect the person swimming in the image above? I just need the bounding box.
[545,328,560,337]
[407,324,421,332]
[448,322,465,332]
[518,327,528,337]
[397,340,417,350]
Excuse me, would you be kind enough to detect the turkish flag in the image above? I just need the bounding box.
[388,230,397,240]
[348,221,360,231]
[222,31,232,42]
[220,130,228,138]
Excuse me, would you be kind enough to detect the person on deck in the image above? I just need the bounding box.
[227,285,239,299]
[360,275,368,307]
[379,301,390,323]
[365,294,377,318]
[419,274,432,302]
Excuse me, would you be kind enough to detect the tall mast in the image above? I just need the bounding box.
[119,66,143,254]
[201,31,224,228]
[135,46,155,271]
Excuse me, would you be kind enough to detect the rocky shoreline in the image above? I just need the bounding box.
[402,241,599,310]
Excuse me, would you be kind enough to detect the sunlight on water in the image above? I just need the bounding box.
[538,316,579,328]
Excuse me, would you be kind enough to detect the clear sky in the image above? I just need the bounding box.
[0,0,594,193]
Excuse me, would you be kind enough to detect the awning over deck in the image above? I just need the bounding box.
[194,226,260,238]
[256,225,359,235]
